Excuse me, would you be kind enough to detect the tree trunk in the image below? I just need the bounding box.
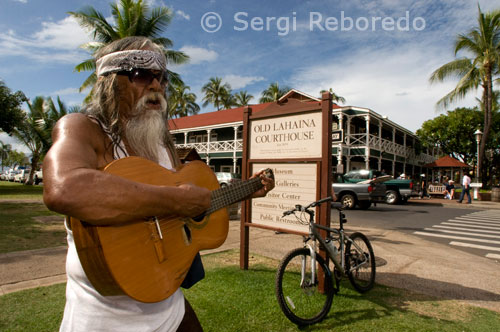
[26,153,40,186]
[480,71,493,188]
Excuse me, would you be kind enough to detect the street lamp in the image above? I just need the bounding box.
[472,129,483,200]
[474,129,483,182]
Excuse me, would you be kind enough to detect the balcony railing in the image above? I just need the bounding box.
[176,140,242,154]
[176,136,434,163]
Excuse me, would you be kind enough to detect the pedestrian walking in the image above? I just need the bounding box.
[420,174,431,199]
[457,171,472,204]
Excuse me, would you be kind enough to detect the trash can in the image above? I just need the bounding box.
[492,187,500,202]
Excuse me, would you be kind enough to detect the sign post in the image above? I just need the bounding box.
[240,93,332,269]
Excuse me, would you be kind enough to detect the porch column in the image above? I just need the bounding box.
[184,132,188,145]
[392,128,396,175]
[233,126,239,172]
[206,129,211,166]
[365,115,370,169]
[403,133,407,173]
[338,114,344,170]
[378,121,382,150]
[346,117,352,145]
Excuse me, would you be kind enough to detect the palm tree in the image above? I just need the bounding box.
[234,91,254,106]
[34,97,80,154]
[11,96,76,184]
[69,0,189,100]
[429,7,500,184]
[168,84,200,118]
[220,90,237,110]
[259,82,291,103]
[11,107,42,185]
[201,77,231,111]
[320,88,346,104]
[0,141,12,172]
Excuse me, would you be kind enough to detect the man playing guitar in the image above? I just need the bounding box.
[43,36,274,332]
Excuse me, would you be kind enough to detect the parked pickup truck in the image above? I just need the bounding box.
[332,173,387,210]
[342,169,417,204]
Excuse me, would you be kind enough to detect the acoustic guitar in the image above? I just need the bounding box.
[70,156,273,303]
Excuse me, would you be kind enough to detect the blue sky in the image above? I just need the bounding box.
[0,0,497,153]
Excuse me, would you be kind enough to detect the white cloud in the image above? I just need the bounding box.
[51,87,81,96]
[289,44,479,132]
[179,46,218,65]
[0,16,91,63]
[0,132,30,155]
[223,74,265,90]
[176,10,190,20]
[12,0,28,3]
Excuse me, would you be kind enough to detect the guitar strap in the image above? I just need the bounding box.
[87,115,205,289]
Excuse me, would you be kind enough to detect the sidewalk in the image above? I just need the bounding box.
[1,209,500,313]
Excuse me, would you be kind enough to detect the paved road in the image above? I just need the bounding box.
[345,201,500,260]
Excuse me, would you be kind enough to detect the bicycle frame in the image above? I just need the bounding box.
[300,207,370,286]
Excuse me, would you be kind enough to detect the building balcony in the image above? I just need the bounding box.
[176,139,243,154]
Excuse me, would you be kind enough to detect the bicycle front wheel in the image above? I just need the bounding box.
[275,248,334,326]
[345,232,376,292]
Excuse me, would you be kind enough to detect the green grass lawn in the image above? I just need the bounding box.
[0,181,44,199]
[0,182,65,253]
[1,251,499,332]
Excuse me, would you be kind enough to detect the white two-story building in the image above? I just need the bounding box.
[169,89,436,178]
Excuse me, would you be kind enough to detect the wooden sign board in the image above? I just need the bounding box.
[250,112,323,159]
[251,163,317,233]
[240,93,333,269]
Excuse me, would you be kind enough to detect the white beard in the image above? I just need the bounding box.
[125,92,168,162]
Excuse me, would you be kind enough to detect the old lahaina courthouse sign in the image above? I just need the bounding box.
[240,92,333,269]
[250,112,323,159]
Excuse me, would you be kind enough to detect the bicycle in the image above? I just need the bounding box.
[275,196,376,326]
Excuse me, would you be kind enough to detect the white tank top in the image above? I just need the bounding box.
[59,116,184,332]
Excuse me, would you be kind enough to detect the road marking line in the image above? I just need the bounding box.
[413,232,500,244]
[434,225,500,234]
[486,253,500,259]
[469,215,500,221]
[447,219,500,226]
[424,228,500,239]
[449,241,500,252]
[455,217,500,224]
[470,212,500,218]
[441,222,500,230]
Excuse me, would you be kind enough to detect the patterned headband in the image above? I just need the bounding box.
[96,50,167,77]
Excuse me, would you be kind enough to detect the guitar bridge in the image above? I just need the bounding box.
[147,217,166,263]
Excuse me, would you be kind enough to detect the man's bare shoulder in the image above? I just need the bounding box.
[53,113,104,140]
[51,113,109,153]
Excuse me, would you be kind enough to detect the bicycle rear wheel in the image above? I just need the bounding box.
[275,248,334,326]
[345,232,376,293]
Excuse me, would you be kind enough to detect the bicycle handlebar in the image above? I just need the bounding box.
[282,196,338,217]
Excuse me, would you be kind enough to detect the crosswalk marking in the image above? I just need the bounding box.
[423,228,500,239]
[413,232,500,244]
[414,210,500,260]
[449,242,500,252]
[441,222,500,230]
[454,217,500,224]
[486,253,500,259]
[434,225,500,235]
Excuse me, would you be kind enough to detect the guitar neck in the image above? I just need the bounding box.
[207,177,264,215]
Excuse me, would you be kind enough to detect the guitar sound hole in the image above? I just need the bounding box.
[183,224,192,243]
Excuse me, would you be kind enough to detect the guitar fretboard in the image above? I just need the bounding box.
[207,175,267,215]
